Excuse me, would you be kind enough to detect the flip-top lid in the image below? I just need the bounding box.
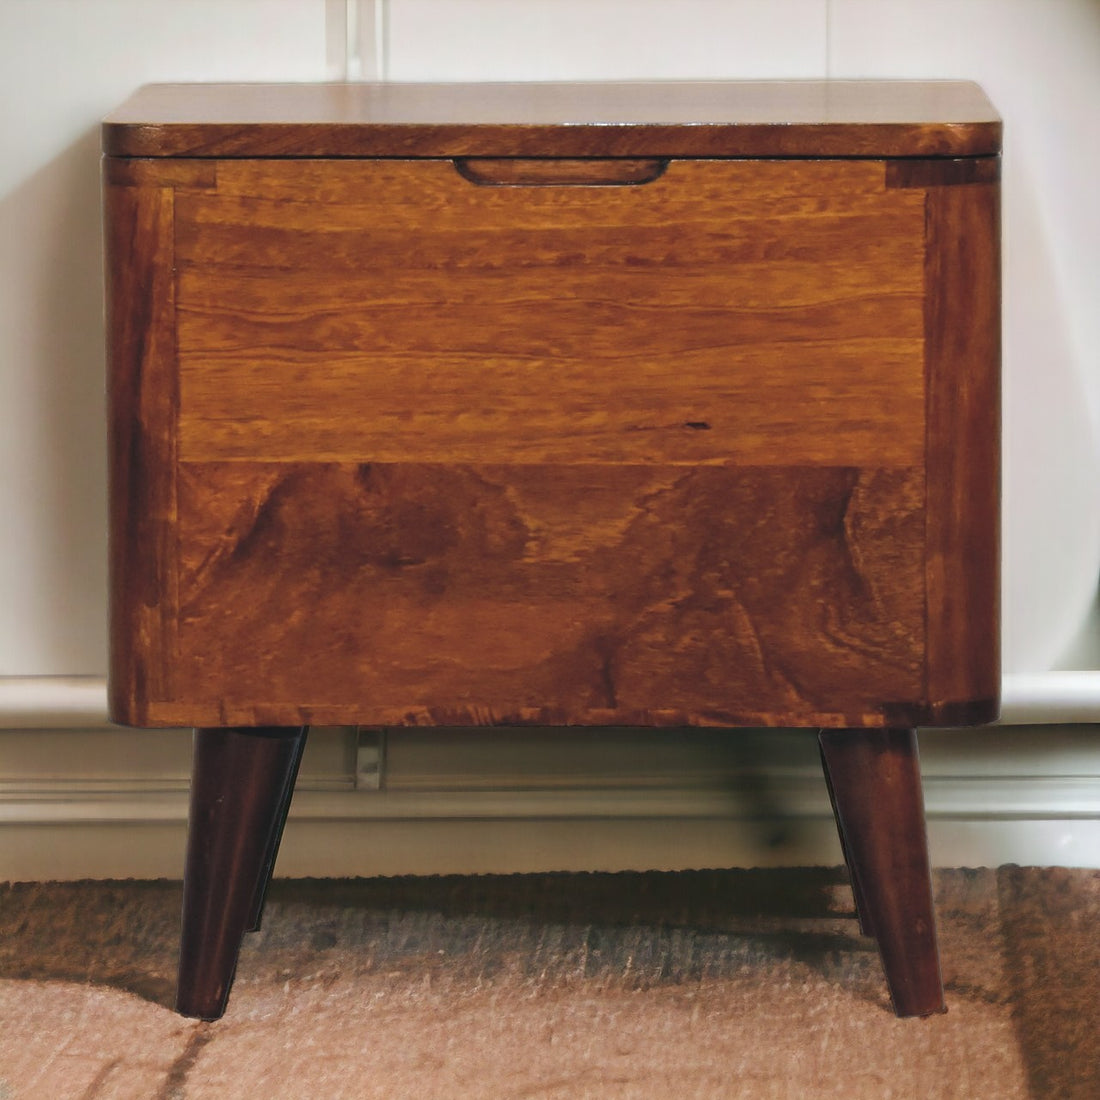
[103,80,1001,159]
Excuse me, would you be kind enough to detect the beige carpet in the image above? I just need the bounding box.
[0,867,1097,1099]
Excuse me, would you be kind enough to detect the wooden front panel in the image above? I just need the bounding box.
[108,156,941,728]
[168,462,925,727]
[174,159,926,468]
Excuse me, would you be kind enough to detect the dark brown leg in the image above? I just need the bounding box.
[819,741,874,938]
[177,726,308,1020]
[818,728,944,1018]
[245,729,308,932]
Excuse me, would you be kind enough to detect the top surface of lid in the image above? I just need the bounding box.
[103,80,1002,159]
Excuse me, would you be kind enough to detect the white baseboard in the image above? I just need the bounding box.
[4,672,1100,728]
[1,714,1098,879]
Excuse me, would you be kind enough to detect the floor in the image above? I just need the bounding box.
[0,866,1097,1098]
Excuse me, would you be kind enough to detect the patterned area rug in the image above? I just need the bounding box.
[0,867,1097,1098]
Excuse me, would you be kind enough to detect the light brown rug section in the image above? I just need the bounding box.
[0,868,1096,1099]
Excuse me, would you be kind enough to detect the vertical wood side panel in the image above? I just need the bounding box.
[924,178,1001,723]
[104,173,179,725]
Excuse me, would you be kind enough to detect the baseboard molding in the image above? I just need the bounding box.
[2,720,1098,879]
[0,677,112,729]
[3,671,1100,728]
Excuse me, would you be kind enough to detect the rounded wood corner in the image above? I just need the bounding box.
[879,697,1000,729]
[106,692,149,729]
[926,696,1001,728]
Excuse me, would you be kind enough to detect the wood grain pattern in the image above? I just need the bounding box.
[102,81,1002,159]
[886,156,1000,189]
[161,462,925,729]
[209,155,894,206]
[923,179,1001,721]
[101,85,1002,1030]
[103,158,216,191]
[104,174,179,726]
[103,101,1000,731]
[174,159,926,468]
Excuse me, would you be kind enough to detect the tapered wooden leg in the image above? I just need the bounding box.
[177,726,309,1020]
[245,729,308,933]
[819,741,875,939]
[818,728,944,1018]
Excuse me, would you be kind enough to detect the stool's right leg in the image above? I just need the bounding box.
[176,726,308,1020]
[819,740,875,939]
[245,730,308,933]
[818,727,944,1018]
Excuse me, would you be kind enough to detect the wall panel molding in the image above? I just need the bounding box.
[5,674,1100,730]
[1,689,1098,878]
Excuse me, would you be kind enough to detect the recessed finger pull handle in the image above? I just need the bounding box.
[454,157,669,187]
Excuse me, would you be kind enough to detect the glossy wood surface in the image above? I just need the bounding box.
[175,159,926,468]
[104,178,180,718]
[165,463,924,728]
[923,177,1001,723]
[103,80,1001,159]
[245,727,307,933]
[104,95,1000,730]
[177,726,308,1020]
[818,728,944,1017]
[105,152,984,730]
[104,84,1000,1024]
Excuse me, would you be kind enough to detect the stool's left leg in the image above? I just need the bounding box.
[818,727,944,1018]
[177,726,308,1020]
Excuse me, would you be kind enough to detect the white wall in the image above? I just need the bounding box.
[0,0,1097,876]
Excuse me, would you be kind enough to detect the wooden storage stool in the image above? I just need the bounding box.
[102,80,1001,1020]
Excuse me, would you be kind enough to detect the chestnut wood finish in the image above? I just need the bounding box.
[103,81,1001,159]
[108,154,960,730]
[177,726,308,1020]
[103,81,1001,1020]
[165,463,926,729]
[819,740,874,939]
[104,179,179,719]
[923,178,1001,722]
[174,159,926,469]
[819,728,944,1017]
[244,726,308,933]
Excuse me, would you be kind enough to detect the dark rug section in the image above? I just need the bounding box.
[997,866,1100,1100]
[246,867,886,996]
[0,868,877,1003]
